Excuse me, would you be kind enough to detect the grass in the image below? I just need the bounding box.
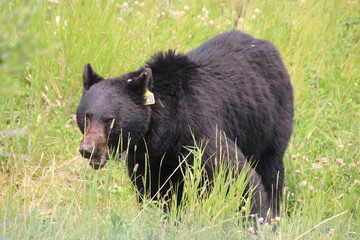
[1,0,359,239]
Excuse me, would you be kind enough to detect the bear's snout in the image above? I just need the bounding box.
[78,121,109,169]
[79,144,95,159]
[79,142,108,169]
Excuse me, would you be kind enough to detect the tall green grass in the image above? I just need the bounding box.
[1,0,359,239]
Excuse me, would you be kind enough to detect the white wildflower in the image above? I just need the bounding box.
[55,15,61,26]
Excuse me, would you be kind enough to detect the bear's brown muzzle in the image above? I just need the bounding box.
[79,121,109,169]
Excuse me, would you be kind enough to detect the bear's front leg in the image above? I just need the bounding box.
[127,150,184,213]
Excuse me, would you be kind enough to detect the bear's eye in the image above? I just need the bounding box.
[104,118,115,128]
[83,113,92,121]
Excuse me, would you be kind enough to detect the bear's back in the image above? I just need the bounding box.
[146,30,293,158]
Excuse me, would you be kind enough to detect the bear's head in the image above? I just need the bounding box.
[76,63,154,169]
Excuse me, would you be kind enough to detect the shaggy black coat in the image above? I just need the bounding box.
[76,30,294,218]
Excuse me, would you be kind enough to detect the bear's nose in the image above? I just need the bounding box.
[79,144,95,159]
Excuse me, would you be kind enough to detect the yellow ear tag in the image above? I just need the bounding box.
[143,88,155,105]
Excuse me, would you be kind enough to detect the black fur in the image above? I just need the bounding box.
[76,30,293,218]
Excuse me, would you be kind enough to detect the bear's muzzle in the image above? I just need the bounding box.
[79,121,109,169]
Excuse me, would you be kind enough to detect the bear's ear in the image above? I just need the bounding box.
[83,63,104,91]
[127,68,155,105]
[128,68,153,91]
[127,68,153,94]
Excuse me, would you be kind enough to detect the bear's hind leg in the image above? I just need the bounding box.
[256,148,285,218]
[203,136,270,218]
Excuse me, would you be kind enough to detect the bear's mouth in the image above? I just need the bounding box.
[88,158,107,170]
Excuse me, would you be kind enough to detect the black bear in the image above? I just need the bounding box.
[76,30,293,218]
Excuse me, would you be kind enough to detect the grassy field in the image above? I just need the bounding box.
[1,0,359,239]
